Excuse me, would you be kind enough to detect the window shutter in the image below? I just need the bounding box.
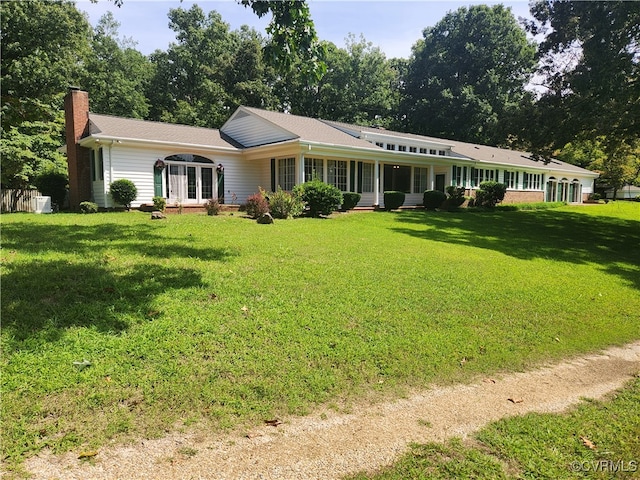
[153,168,162,196]
[350,161,356,192]
[270,159,276,192]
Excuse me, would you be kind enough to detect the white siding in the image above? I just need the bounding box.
[221,114,295,148]
[221,158,270,204]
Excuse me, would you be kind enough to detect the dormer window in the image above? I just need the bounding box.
[386,144,396,151]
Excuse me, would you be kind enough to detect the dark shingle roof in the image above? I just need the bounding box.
[88,114,239,149]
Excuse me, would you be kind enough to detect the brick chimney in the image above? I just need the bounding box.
[64,87,92,210]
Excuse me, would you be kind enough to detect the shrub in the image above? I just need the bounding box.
[474,181,507,208]
[634,195,640,202]
[423,190,447,210]
[152,196,166,212]
[383,191,405,210]
[268,187,305,219]
[244,192,269,219]
[79,201,98,214]
[205,198,222,216]
[293,180,343,217]
[34,171,68,210]
[341,192,361,210]
[109,179,138,210]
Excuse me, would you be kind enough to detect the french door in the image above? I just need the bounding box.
[167,165,214,203]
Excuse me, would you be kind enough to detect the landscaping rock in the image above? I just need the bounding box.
[257,212,274,224]
[151,211,166,220]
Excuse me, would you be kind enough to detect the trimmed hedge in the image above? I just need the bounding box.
[423,190,446,210]
[341,192,361,210]
[109,179,138,209]
[383,191,405,210]
[293,180,343,217]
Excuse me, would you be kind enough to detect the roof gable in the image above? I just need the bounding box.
[220,107,298,147]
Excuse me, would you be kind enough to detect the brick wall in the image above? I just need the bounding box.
[502,190,544,204]
[64,88,92,210]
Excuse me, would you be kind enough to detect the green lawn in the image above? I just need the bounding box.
[347,377,640,480]
[2,202,639,471]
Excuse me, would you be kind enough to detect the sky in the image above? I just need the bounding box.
[76,0,534,60]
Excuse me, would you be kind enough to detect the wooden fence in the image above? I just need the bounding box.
[1,189,43,213]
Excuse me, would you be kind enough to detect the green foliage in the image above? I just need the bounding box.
[241,0,326,81]
[293,180,343,217]
[341,192,362,210]
[1,0,91,130]
[80,12,152,118]
[79,201,98,214]
[527,1,640,155]
[34,171,68,209]
[402,4,536,145]
[0,119,68,211]
[423,190,447,210]
[204,198,222,216]
[442,186,467,210]
[267,187,305,219]
[244,192,269,219]
[282,36,399,126]
[474,181,507,208]
[152,196,166,212]
[383,191,405,210]
[109,179,138,209]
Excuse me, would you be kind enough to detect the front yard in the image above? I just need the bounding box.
[2,202,639,472]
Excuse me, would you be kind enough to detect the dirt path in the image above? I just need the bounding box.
[25,342,640,480]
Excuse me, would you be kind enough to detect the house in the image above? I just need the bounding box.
[65,87,599,210]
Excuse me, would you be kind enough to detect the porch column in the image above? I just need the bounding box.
[299,154,305,185]
[429,164,435,190]
[374,159,380,206]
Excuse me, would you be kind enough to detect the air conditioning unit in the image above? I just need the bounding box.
[33,196,53,214]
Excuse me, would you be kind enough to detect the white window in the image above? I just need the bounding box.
[362,163,374,193]
[398,145,407,152]
[438,150,446,156]
[452,166,466,187]
[504,171,519,189]
[327,160,348,191]
[305,157,324,182]
[420,148,428,154]
[278,157,296,190]
[429,149,437,155]
[413,167,428,193]
[523,173,542,190]
[409,146,417,153]
[386,144,396,151]
[471,168,497,187]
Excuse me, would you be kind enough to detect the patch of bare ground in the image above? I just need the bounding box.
[22,342,640,480]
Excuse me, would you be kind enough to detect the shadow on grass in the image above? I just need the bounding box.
[1,222,237,351]
[1,222,235,261]
[390,209,640,290]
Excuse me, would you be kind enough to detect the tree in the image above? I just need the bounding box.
[402,5,536,145]
[80,12,152,118]
[1,0,90,209]
[525,1,640,156]
[240,0,325,81]
[147,6,277,127]
[1,0,90,130]
[279,36,399,126]
[0,119,67,211]
[557,138,640,198]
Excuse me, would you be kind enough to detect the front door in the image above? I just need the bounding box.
[435,174,446,192]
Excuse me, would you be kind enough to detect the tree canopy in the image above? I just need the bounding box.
[401,5,536,146]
